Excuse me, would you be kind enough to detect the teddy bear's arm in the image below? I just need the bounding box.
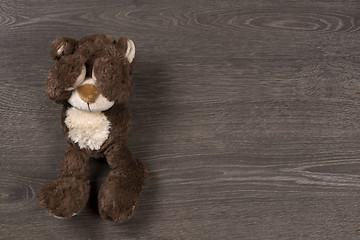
[45,55,86,103]
[45,74,72,103]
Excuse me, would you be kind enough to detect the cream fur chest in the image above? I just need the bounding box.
[64,107,111,150]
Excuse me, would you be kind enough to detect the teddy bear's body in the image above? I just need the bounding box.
[37,34,147,223]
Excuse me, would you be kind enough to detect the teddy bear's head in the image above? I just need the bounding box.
[46,34,135,112]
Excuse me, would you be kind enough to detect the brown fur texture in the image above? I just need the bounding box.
[37,34,147,223]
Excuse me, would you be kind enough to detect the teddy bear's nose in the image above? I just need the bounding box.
[77,84,100,104]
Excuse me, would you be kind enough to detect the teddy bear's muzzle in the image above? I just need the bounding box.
[77,84,100,104]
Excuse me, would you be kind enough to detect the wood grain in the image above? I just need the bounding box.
[2,0,360,239]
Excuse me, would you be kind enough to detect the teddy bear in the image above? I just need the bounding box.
[37,34,147,223]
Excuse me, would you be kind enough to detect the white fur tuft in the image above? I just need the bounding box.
[65,107,111,150]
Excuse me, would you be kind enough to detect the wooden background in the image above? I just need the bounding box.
[2,0,360,239]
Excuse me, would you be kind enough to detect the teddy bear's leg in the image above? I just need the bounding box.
[37,144,90,218]
[98,145,147,223]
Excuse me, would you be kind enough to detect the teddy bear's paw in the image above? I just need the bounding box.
[37,177,90,218]
[98,181,140,223]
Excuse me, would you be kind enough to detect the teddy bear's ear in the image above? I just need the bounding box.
[50,37,77,60]
[117,37,135,63]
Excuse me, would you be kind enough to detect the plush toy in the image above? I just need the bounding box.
[37,34,147,223]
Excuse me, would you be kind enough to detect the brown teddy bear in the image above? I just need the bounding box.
[37,34,147,223]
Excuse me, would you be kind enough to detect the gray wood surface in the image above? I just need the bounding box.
[2,0,360,239]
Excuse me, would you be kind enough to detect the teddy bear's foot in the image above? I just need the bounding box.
[37,177,90,218]
[98,177,143,223]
